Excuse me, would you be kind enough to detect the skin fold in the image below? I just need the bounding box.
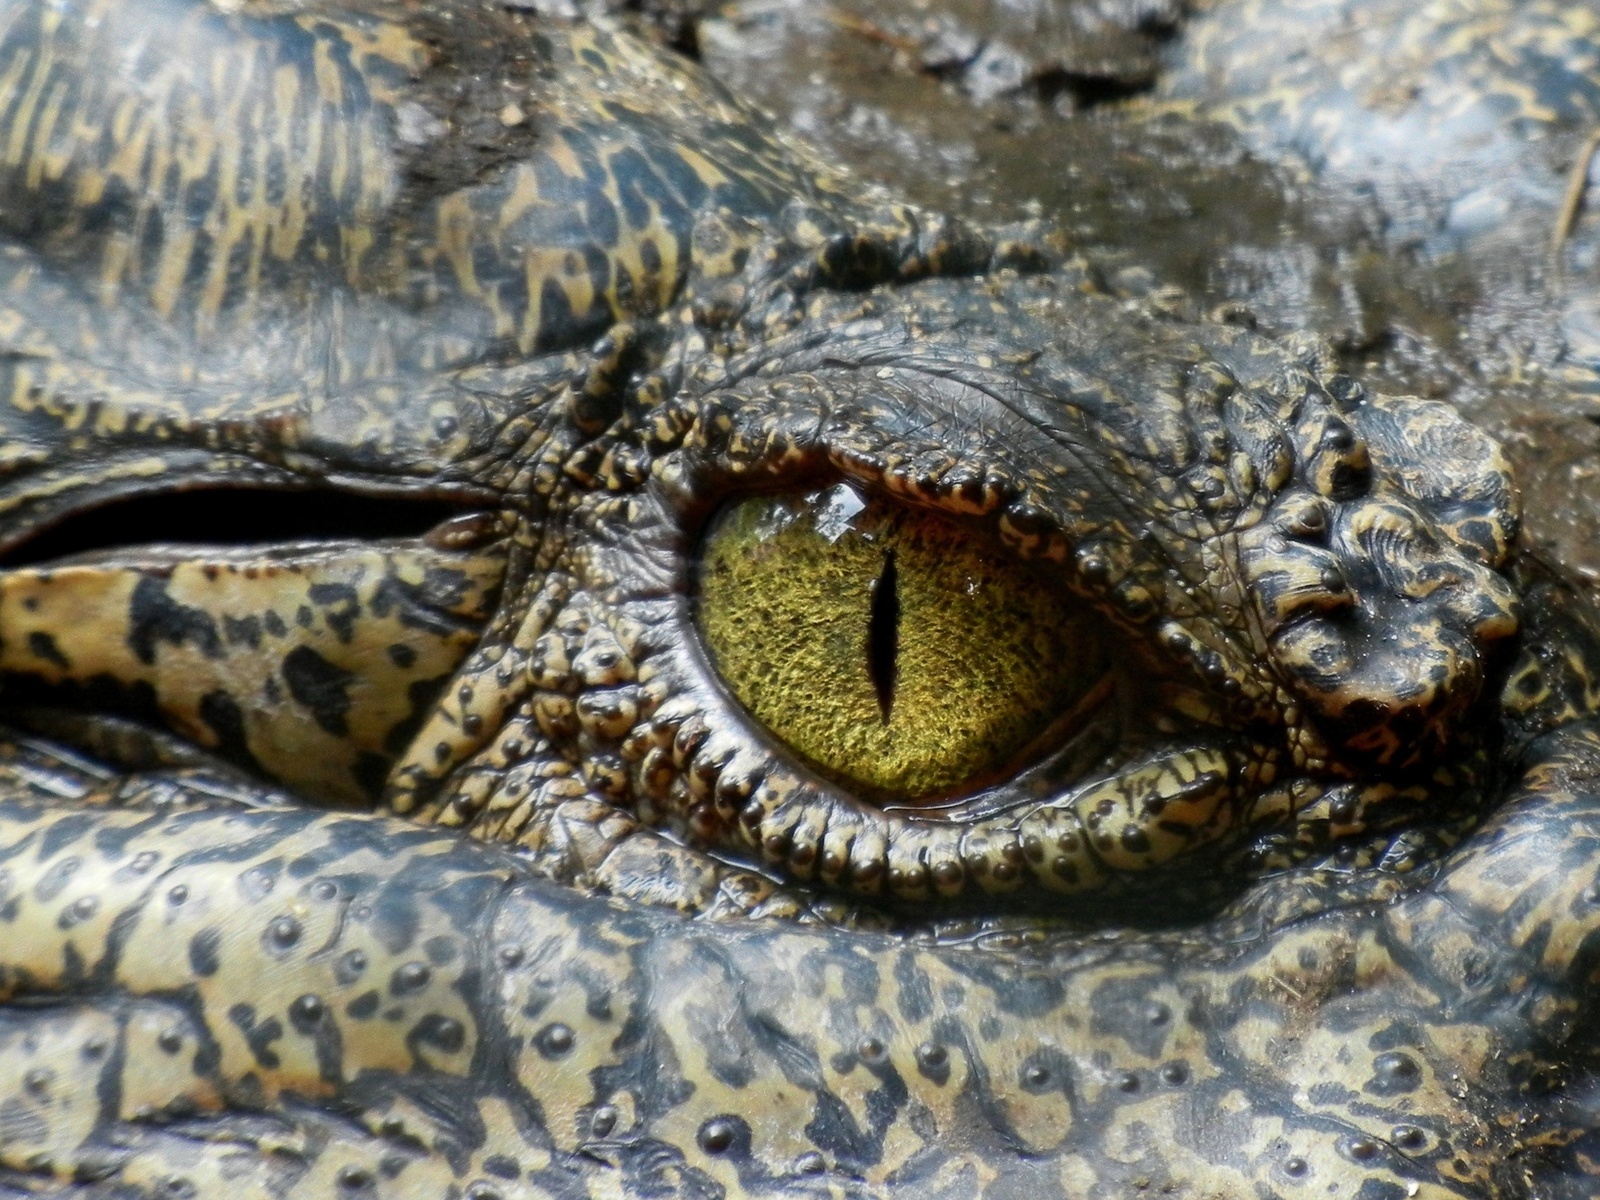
[0,0,1599,1196]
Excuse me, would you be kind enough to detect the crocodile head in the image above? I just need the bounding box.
[0,1,1599,1196]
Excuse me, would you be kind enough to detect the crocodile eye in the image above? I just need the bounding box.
[696,482,1110,801]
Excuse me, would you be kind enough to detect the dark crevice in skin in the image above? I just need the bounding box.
[868,549,900,724]
[0,487,484,567]
[621,1,702,61]
[1033,69,1156,110]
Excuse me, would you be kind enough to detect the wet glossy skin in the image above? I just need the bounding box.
[692,0,1600,589]
[3,1,1600,1196]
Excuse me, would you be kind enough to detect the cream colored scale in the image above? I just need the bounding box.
[0,537,505,802]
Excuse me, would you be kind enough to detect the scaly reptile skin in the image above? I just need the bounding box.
[1,1,1600,1196]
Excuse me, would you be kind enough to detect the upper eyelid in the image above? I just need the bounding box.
[663,366,1210,597]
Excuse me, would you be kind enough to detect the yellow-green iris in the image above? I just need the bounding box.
[696,483,1109,800]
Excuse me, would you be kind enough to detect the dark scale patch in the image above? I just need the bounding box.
[1365,1051,1422,1096]
[385,674,454,756]
[282,645,354,737]
[856,1052,910,1145]
[610,149,668,233]
[1307,1080,1357,1106]
[638,234,663,273]
[367,880,422,955]
[218,236,255,312]
[536,274,591,355]
[391,961,431,995]
[189,928,223,977]
[893,950,935,1024]
[336,949,369,986]
[223,614,262,649]
[32,854,80,902]
[199,690,266,773]
[346,990,381,1019]
[1367,1021,1424,1051]
[0,1098,47,1146]
[558,957,617,1022]
[408,1014,466,1055]
[423,936,458,967]
[686,1000,755,1088]
[180,161,220,254]
[613,259,637,312]
[1354,1180,1407,1200]
[128,576,223,663]
[263,611,288,638]
[713,1003,821,1097]
[59,941,87,985]
[949,957,1066,1019]
[308,581,361,642]
[1087,975,1172,1059]
[387,643,417,669]
[26,631,69,669]
[799,943,881,1006]
[1019,1046,1076,1098]
[628,119,716,211]
[582,188,620,252]
[227,1003,284,1070]
[424,870,506,929]
[482,1156,519,1180]
[39,814,94,860]
[803,1091,882,1173]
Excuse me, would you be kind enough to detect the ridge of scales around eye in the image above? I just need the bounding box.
[0,0,1597,1197]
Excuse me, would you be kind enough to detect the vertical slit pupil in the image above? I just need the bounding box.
[868,550,900,724]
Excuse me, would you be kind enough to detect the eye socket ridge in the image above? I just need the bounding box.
[638,455,1319,907]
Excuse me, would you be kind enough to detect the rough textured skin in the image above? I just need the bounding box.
[1161,0,1600,195]
[1,0,1600,1197]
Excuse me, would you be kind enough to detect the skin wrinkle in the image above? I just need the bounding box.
[883,337,1247,571]
[787,310,1242,596]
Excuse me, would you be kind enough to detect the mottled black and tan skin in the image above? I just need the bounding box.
[1,1,1600,1197]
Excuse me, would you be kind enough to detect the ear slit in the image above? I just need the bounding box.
[868,549,900,724]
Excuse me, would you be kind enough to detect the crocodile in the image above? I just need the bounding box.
[0,0,1599,1196]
